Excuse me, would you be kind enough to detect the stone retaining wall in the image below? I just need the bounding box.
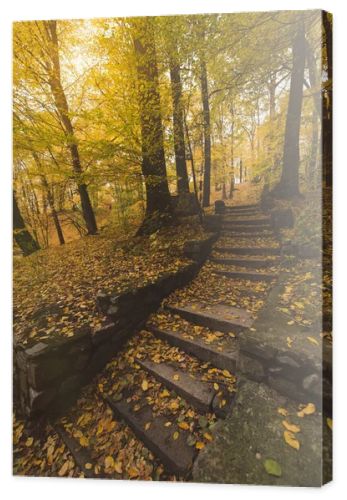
[14,233,217,419]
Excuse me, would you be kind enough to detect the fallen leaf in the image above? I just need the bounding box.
[144,422,151,431]
[58,460,70,477]
[195,441,205,450]
[178,422,189,430]
[282,420,300,433]
[283,430,300,450]
[141,379,149,391]
[104,455,114,469]
[172,431,179,440]
[203,432,213,441]
[264,458,282,477]
[25,437,34,447]
[79,436,89,447]
[114,461,123,474]
[277,407,288,417]
[327,418,333,430]
[85,463,93,470]
[173,374,180,381]
[213,383,219,391]
[297,403,316,417]
[307,336,319,346]
[159,389,170,398]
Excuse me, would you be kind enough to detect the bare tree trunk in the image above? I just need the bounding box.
[13,191,40,256]
[200,57,211,207]
[44,21,97,235]
[229,105,235,199]
[306,41,320,187]
[132,17,172,235]
[273,21,306,198]
[169,46,190,194]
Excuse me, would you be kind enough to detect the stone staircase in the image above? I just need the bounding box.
[50,202,331,484]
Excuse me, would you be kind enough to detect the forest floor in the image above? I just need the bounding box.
[13,218,207,347]
[13,182,332,483]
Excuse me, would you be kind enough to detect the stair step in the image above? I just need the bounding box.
[223,217,270,226]
[148,326,238,372]
[222,224,271,232]
[210,256,279,268]
[221,231,274,237]
[105,394,196,476]
[166,303,253,332]
[226,204,259,210]
[214,246,281,255]
[138,359,214,414]
[214,269,277,282]
[54,424,95,478]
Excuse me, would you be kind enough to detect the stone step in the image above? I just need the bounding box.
[138,359,214,414]
[223,217,271,226]
[54,424,96,478]
[210,256,280,268]
[105,394,196,477]
[222,223,271,232]
[148,326,238,372]
[213,269,277,282]
[214,246,281,256]
[221,230,274,238]
[166,303,253,332]
[226,204,259,211]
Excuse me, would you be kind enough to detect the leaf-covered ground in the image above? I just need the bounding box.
[13,218,207,346]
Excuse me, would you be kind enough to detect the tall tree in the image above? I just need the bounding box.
[169,44,190,194]
[200,56,212,207]
[272,21,306,198]
[43,21,98,235]
[13,191,40,256]
[131,17,172,234]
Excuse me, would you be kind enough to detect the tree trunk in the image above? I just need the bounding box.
[13,191,40,256]
[306,41,320,187]
[132,17,172,235]
[169,49,190,194]
[44,21,97,235]
[240,159,243,184]
[273,21,306,198]
[229,105,235,199]
[200,57,212,207]
[322,11,333,188]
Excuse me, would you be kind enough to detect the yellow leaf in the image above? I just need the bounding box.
[307,336,319,346]
[114,462,123,474]
[85,463,93,470]
[203,432,213,441]
[282,420,301,433]
[222,369,232,378]
[213,383,219,391]
[128,466,139,478]
[327,418,333,430]
[58,460,70,477]
[283,430,300,450]
[173,374,180,381]
[79,436,89,447]
[25,437,34,447]
[159,389,170,398]
[297,403,316,418]
[164,421,172,427]
[286,337,293,348]
[172,431,179,440]
[195,441,205,450]
[141,379,149,391]
[169,400,179,411]
[287,320,295,325]
[178,422,189,430]
[277,407,288,417]
[104,455,114,469]
[144,422,151,431]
